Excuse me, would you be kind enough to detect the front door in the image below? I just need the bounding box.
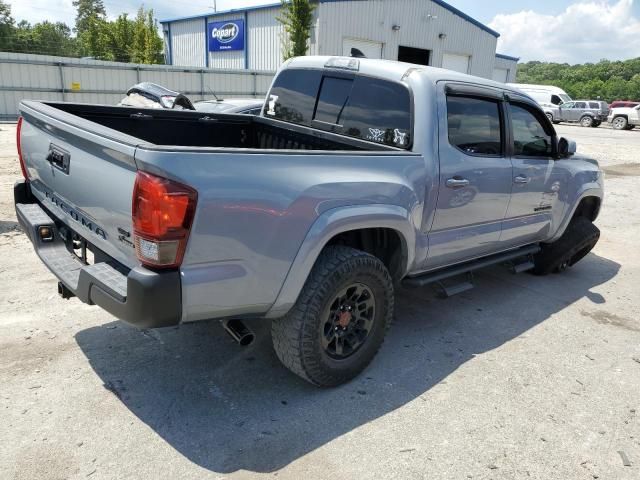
[501,100,567,245]
[558,101,574,121]
[425,86,513,269]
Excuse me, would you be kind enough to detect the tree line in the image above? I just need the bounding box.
[0,0,163,64]
[517,58,640,102]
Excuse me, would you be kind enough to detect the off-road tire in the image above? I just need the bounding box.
[271,246,394,387]
[533,217,600,275]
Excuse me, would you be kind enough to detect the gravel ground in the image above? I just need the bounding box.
[1,122,639,480]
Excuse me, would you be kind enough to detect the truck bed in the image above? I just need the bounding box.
[46,102,393,151]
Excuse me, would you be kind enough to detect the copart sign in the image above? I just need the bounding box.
[208,19,244,51]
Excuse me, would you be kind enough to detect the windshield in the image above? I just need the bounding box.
[559,94,572,103]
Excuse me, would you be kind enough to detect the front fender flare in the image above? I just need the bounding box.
[265,204,416,319]
[547,186,603,243]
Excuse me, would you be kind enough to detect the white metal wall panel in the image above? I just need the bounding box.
[316,0,498,79]
[207,13,246,70]
[247,7,286,71]
[0,52,274,119]
[170,18,207,68]
[494,56,518,83]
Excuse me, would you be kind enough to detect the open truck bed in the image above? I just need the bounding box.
[44,102,396,151]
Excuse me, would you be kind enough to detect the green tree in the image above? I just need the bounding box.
[277,0,316,60]
[517,58,640,102]
[129,7,163,64]
[102,13,133,62]
[31,22,77,56]
[0,0,15,50]
[73,0,107,57]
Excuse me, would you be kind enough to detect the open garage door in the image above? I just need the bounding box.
[342,38,383,59]
[442,53,470,74]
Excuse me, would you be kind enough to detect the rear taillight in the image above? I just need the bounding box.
[132,171,197,269]
[16,117,28,180]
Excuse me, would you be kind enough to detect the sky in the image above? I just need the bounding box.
[7,0,640,63]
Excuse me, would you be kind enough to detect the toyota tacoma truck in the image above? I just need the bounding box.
[14,56,603,387]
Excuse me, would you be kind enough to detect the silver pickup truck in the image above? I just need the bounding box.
[14,56,603,386]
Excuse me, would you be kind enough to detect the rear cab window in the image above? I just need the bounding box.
[265,68,413,149]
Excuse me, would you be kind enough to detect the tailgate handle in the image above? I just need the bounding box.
[46,144,70,174]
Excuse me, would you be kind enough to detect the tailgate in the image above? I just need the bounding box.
[19,101,140,268]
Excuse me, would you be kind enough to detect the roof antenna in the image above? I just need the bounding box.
[208,86,223,102]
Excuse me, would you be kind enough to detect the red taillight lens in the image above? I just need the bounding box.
[132,171,197,269]
[17,117,28,180]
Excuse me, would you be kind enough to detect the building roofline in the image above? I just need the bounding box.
[160,2,281,24]
[495,53,520,62]
[160,0,501,38]
[429,0,499,37]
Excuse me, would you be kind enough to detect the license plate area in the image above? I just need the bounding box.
[57,224,95,265]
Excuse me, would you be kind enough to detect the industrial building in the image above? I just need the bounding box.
[160,0,519,81]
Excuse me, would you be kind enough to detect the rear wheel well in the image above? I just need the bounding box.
[325,228,406,282]
[573,196,601,221]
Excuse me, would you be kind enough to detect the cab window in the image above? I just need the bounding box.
[447,96,503,156]
[510,104,553,158]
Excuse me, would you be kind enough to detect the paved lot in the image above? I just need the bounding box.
[1,122,639,479]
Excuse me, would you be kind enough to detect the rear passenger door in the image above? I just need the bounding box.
[501,100,566,245]
[426,85,513,269]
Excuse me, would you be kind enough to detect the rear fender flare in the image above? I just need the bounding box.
[265,204,415,318]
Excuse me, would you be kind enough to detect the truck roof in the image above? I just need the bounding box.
[285,56,526,96]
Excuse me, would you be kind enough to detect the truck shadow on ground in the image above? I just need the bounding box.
[75,253,619,474]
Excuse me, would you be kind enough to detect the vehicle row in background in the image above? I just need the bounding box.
[507,83,609,127]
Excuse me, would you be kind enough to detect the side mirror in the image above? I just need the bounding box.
[557,137,576,158]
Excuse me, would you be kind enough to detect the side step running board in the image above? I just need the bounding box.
[403,245,541,289]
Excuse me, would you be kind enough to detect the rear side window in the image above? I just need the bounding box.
[447,96,503,156]
[589,102,600,109]
[265,69,412,148]
[510,104,553,158]
[341,77,412,148]
[575,101,587,108]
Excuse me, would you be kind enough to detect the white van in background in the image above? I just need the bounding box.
[506,83,573,123]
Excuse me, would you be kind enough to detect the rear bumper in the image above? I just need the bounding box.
[14,180,182,328]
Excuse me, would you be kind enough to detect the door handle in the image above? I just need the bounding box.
[446,177,470,189]
[514,175,531,184]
